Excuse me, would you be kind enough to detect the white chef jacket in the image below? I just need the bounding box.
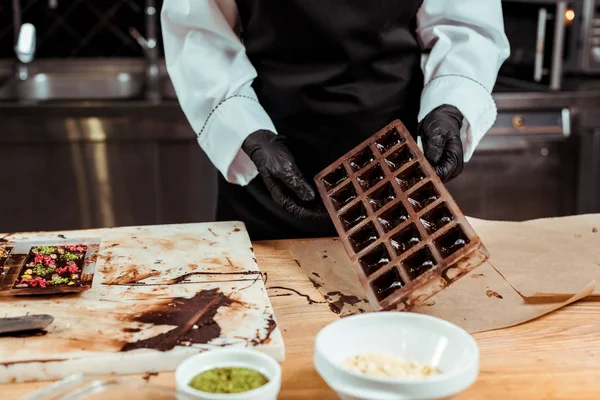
[161,0,510,186]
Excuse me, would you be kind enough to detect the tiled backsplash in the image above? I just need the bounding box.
[0,0,164,59]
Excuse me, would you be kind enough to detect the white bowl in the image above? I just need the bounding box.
[314,313,479,400]
[175,348,281,400]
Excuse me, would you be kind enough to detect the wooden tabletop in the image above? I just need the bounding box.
[3,239,600,399]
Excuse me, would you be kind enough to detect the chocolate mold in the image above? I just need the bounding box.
[315,119,489,311]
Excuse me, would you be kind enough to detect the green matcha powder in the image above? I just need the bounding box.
[189,367,269,394]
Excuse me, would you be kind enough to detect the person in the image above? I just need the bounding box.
[161,0,510,240]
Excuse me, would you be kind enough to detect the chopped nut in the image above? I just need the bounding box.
[343,354,441,378]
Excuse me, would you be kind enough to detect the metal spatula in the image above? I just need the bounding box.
[0,314,54,334]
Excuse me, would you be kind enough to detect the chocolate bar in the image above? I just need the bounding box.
[0,239,101,296]
[315,120,489,311]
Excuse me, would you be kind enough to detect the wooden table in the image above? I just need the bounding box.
[3,239,600,399]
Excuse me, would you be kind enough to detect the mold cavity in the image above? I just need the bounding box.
[348,222,379,253]
[407,182,440,212]
[331,184,358,210]
[367,182,396,211]
[377,203,409,232]
[395,164,426,191]
[371,267,404,301]
[322,165,348,190]
[375,128,404,153]
[349,148,375,171]
[434,225,470,258]
[357,164,385,190]
[339,202,368,231]
[390,224,422,255]
[420,203,454,234]
[359,244,391,277]
[385,145,414,172]
[403,246,437,280]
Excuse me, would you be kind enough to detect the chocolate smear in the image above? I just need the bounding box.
[120,289,235,352]
[122,327,142,333]
[166,271,261,285]
[486,289,503,299]
[326,291,365,314]
[251,315,277,346]
[267,286,324,305]
[142,372,159,382]
[309,277,323,289]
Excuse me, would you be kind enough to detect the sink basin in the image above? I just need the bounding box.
[0,72,144,101]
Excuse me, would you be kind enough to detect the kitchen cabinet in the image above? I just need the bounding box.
[0,104,217,232]
[157,141,217,225]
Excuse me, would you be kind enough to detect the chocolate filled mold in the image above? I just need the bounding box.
[357,164,385,190]
[340,202,368,231]
[314,119,489,311]
[420,203,454,234]
[349,147,375,171]
[408,182,440,212]
[367,182,396,211]
[358,244,391,277]
[395,164,427,191]
[375,127,404,153]
[322,165,349,190]
[385,145,414,172]
[377,202,410,232]
[435,225,471,258]
[371,267,404,301]
[331,183,358,210]
[390,224,422,256]
[348,222,379,253]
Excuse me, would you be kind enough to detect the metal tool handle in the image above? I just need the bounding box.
[550,1,568,90]
[534,7,548,82]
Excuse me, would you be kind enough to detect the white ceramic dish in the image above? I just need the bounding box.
[314,312,479,400]
[175,348,281,400]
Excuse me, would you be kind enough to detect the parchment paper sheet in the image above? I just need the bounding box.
[470,214,600,297]
[284,233,595,333]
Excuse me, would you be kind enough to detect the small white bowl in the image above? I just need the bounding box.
[314,312,479,400]
[175,348,281,400]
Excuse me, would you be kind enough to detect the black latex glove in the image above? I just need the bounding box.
[418,105,464,182]
[242,130,329,221]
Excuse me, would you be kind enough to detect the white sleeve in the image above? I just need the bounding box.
[161,0,277,185]
[416,0,510,160]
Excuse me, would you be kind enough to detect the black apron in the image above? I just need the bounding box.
[217,0,425,240]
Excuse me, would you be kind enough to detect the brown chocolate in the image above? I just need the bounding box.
[314,120,489,311]
[120,288,235,352]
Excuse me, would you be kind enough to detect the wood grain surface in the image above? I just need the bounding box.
[2,239,600,399]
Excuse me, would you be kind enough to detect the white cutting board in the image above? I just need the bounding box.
[0,222,284,383]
